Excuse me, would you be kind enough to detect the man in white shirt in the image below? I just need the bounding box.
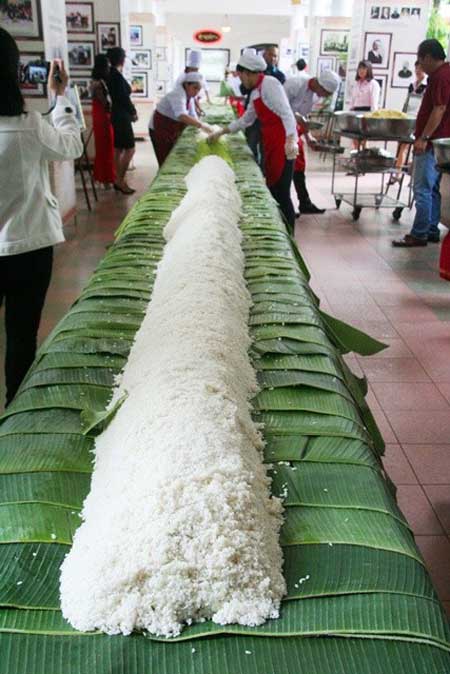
[208,50,299,233]
[284,69,340,215]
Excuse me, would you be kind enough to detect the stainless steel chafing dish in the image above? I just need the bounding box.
[433,138,450,170]
[334,112,415,139]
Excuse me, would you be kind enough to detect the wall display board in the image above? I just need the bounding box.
[130,24,143,46]
[65,2,94,34]
[0,0,43,39]
[345,0,431,111]
[70,76,91,104]
[317,56,336,76]
[185,48,230,82]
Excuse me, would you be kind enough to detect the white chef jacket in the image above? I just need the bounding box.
[149,84,197,130]
[229,75,242,97]
[350,79,380,111]
[0,95,83,256]
[229,75,297,140]
[284,74,318,117]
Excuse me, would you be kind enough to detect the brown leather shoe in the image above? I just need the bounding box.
[392,234,427,248]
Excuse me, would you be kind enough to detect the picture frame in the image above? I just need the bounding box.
[155,46,167,61]
[185,47,230,82]
[0,0,43,40]
[364,31,392,70]
[391,51,417,89]
[130,71,148,98]
[320,30,349,56]
[69,76,91,105]
[317,56,335,77]
[130,49,152,70]
[68,41,95,70]
[65,2,94,34]
[19,51,47,98]
[374,72,388,107]
[130,25,143,47]
[67,84,87,130]
[96,22,120,53]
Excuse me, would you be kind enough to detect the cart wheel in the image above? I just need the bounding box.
[392,207,403,221]
[335,198,342,209]
[352,207,362,221]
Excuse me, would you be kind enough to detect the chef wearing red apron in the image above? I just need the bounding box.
[284,70,340,216]
[208,50,299,234]
[149,73,212,166]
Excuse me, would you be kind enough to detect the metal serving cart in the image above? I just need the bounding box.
[331,112,416,221]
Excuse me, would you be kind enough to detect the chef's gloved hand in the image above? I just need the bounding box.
[285,135,299,160]
[207,128,225,144]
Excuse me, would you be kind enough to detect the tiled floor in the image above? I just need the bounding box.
[297,168,450,615]
[0,142,448,614]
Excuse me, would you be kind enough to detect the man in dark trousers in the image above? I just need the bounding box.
[393,39,450,247]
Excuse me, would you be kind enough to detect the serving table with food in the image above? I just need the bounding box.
[332,110,416,221]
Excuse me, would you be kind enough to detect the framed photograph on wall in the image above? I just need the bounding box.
[130,71,148,98]
[96,22,120,52]
[130,25,143,47]
[317,56,335,76]
[391,51,416,88]
[364,32,392,69]
[0,0,42,39]
[374,73,388,107]
[320,30,349,56]
[131,49,152,70]
[70,76,91,104]
[68,41,95,70]
[66,2,94,34]
[19,52,47,98]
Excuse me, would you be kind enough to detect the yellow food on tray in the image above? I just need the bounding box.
[364,109,407,119]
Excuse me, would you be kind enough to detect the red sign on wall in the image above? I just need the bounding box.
[194,29,222,44]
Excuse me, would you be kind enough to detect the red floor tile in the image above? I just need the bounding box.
[382,304,439,324]
[358,358,431,383]
[384,411,450,444]
[367,339,413,358]
[365,390,397,444]
[382,444,418,485]
[371,383,450,412]
[437,383,450,404]
[402,446,450,484]
[396,485,444,535]
[423,486,450,533]
[415,536,450,601]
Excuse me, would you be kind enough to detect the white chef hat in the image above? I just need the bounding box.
[187,49,202,67]
[238,48,266,72]
[183,71,204,84]
[318,69,341,94]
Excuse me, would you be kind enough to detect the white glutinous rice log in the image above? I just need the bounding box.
[60,155,285,638]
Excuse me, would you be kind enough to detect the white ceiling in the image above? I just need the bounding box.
[128,0,295,16]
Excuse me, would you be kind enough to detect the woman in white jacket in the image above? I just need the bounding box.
[0,28,83,404]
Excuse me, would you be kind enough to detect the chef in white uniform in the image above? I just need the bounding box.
[176,49,211,111]
[149,72,212,166]
[284,69,340,215]
[208,50,299,233]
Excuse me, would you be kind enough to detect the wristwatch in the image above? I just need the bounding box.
[420,135,432,141]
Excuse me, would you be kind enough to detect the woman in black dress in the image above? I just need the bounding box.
[107,47,136,194]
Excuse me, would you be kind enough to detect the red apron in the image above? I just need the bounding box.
[253,74,287,187]
[295,125,306,173]
[150,109,186,166]
[439,231,450,281]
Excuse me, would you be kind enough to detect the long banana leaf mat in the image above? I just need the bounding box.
[0,110,449,674]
